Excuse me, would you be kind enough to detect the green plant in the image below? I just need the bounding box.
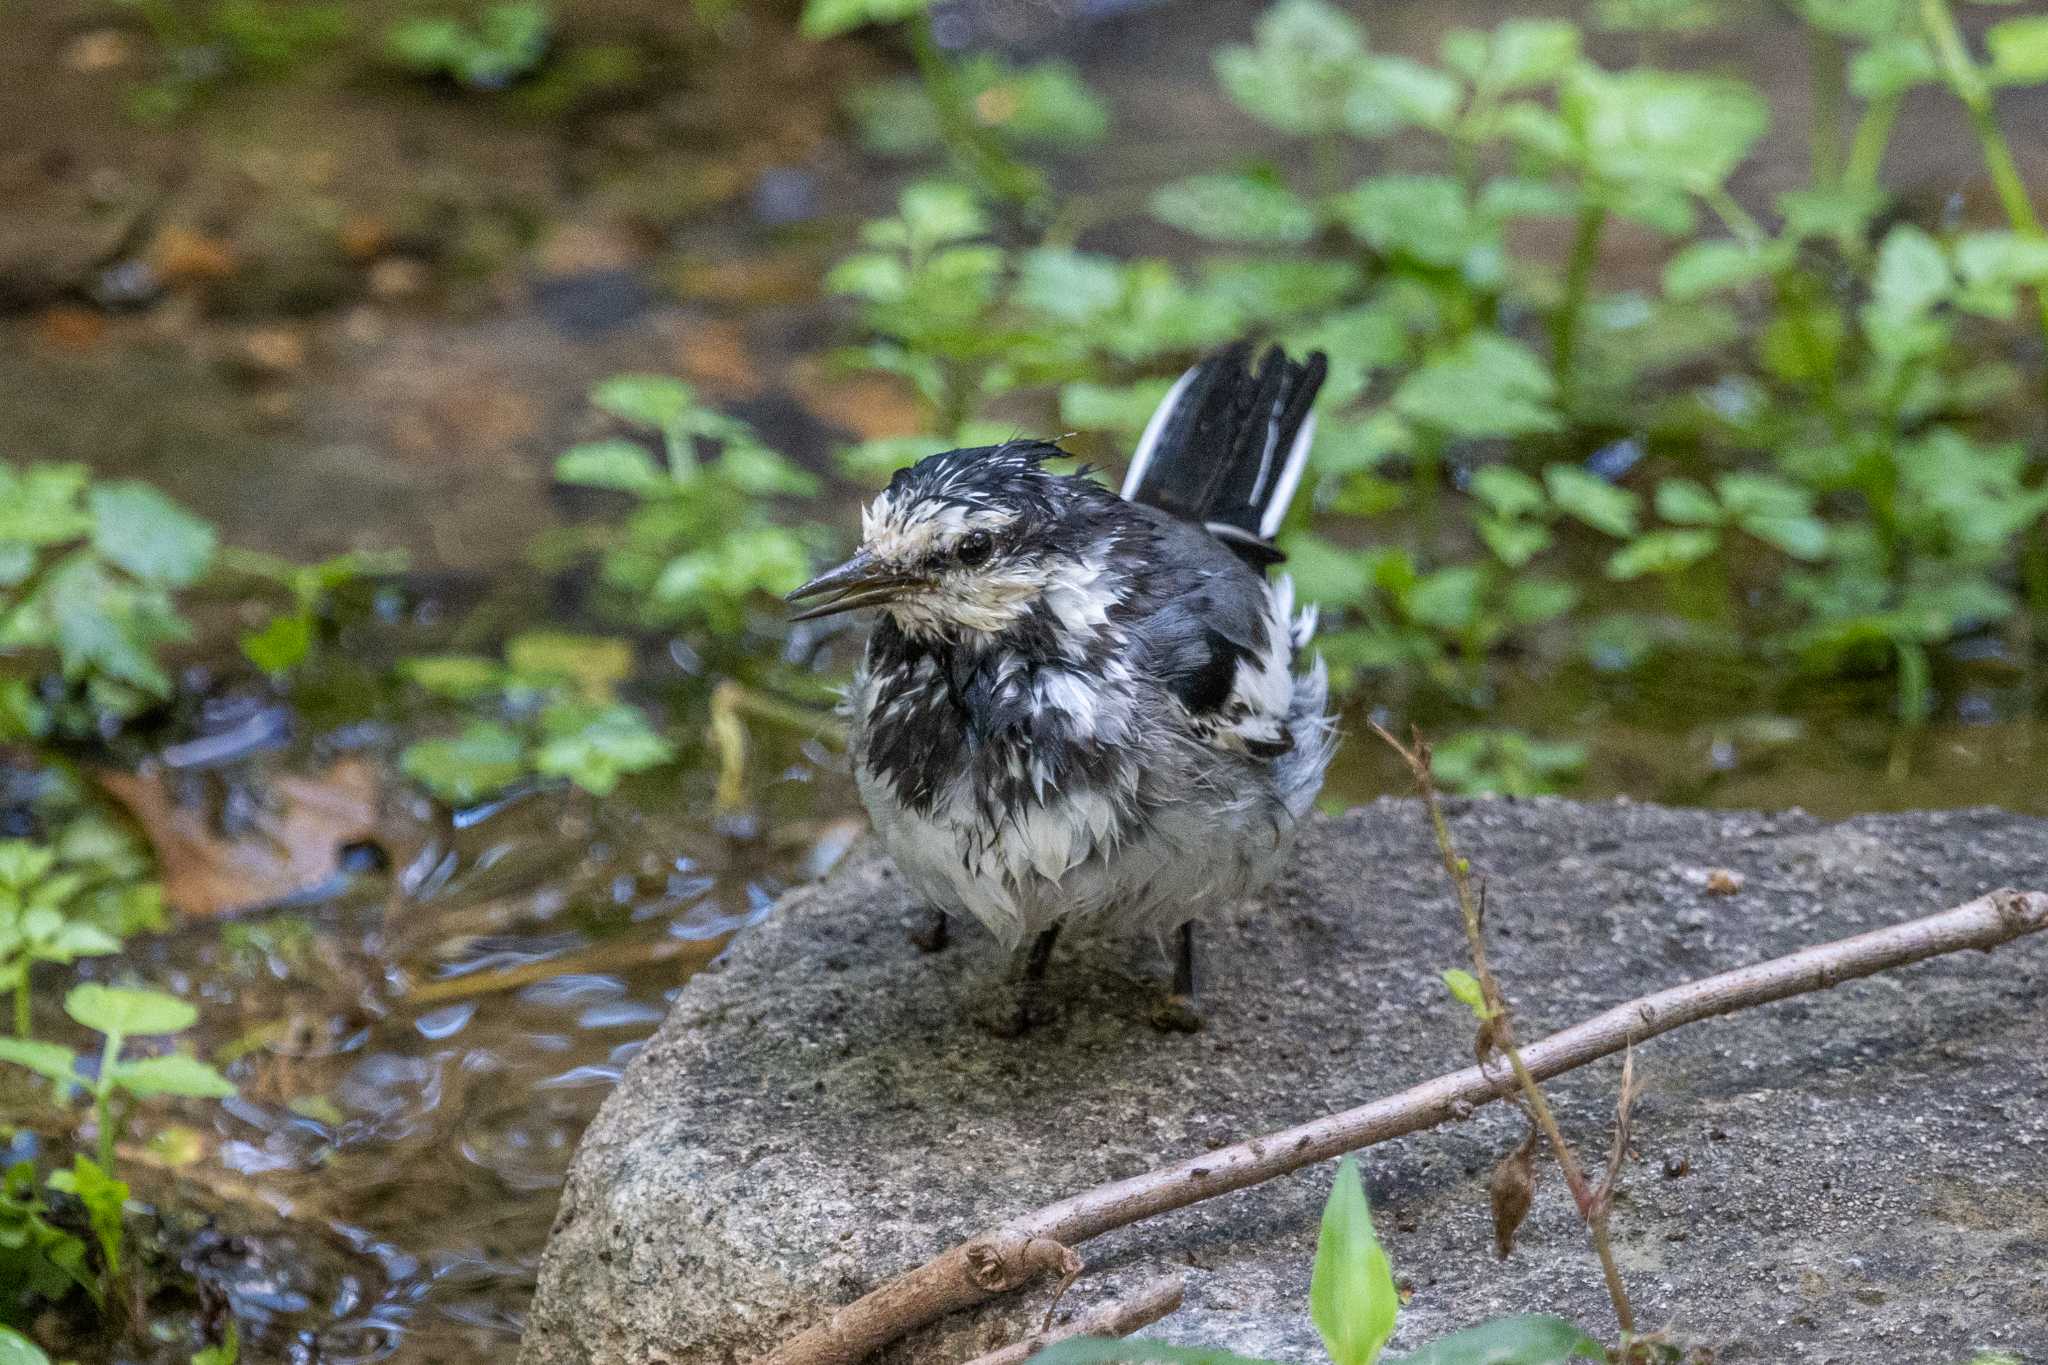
[397,631,675,803]
[385,2,551,89]
[115,0,352,123]
[218,546,409,678]
[1029,1158,1602,1365]
[550,375,821,640]
[0,843,122,1038]
[1430,729,1588,797]
[800,0,2048,748]
[803,0,1060,206]
[0,464,214,739]
[0,985,235,1173]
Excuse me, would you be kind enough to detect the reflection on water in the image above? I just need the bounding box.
[143,734,858,1361]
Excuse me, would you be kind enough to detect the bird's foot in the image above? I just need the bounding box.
[908,907,950,954]
[1149,992,1203,1034]
[973,987,1056,1038]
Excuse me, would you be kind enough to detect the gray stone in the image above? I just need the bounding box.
[520,799,2048,1365]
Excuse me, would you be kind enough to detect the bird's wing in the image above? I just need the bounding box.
[1127,516,1299,759]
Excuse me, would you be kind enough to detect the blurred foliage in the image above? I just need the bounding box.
[787,0,2048,793]
[384,2,550,89]
[0,464,215,739]
[545,376,822,642]
[397,630,675,803]
[115,0,352,123]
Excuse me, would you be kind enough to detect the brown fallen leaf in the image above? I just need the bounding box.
[97,757,388,918]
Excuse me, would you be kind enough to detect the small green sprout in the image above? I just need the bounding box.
[1030,1157,1602,1365]
[0,843,122,1038]
[0,985,235,1172]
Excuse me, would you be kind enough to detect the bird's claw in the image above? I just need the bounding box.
[1149,993,1203,1033]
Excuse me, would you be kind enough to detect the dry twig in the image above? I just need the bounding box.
[1372,721,1636,1333]
[958,1276,1185,1365]
[755,886,2048,1365]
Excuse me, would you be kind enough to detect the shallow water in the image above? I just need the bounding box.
[2,0,2045,1359]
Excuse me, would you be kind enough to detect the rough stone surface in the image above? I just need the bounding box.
[520,799,2048,1365]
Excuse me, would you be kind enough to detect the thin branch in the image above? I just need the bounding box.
[1371,721,1634,1333]
[756,886,2048,1365]
[958,1277,1185,1365]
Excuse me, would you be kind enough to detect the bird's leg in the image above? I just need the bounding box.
[1150,921,1203,1033]
[1024,924,1060,984]
[908,906,950,954]
[976,925,1061,1037]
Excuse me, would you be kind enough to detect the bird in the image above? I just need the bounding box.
[787,342,1335,1033]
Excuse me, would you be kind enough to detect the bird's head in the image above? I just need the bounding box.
[787,440,1110,638]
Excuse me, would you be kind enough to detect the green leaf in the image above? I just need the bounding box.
[532,702,675,797]
[971,58,1109,148]
[1152,174,1318,246]
[0,1039,79,1089]
[1605,528,1719,578]
[1850,34,1936,97]
[1502,577,1577,624]
[1432,729,1587,796]
[556,440,667,494]
[1987,15,2048,84]
[1542,466,1639,536]
[65,984,195,1038]
[401,723,529,804]
[1198,258,1365,322]
[1870,224,1951,320]
[1333,174,1476,269]
[1279,533,1376,604]
[1388,1314,1605,1364]
[1392,333,1559,438]
[1310,1157,1399,1365]
[0,843,58,892]
[1662,239,1785,299]
[46,1155,124,1277]
[1795,0,1902,37]
[1778,186,1886,242]
[240,610,313,676]
[190,1323,240,1365]
[87,483,216,587]
[894,179,989,248]
[1477,518,1553,568]
[1351,55,1464,134]
[719,444,820,498]
[1469,466,1548,519]
[1479,20,1580,91]
[399,655,508,702]
[1014,248,1127,323]
[1954,230,2048,287]
[0,463,91,546]
[1409,565,1487,630]
[0,1326,51,1365]
[1441,968,1489,1018]
[1653,478,1722,524]
[590,375,697,432]
[799,0,927,38]
[1562,68,1769,193]
[109,1054,237,1100]
[507,632,634,702]
[1214,0,1370,136]
[1060,380,1177,437]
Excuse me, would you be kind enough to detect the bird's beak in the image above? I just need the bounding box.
[785,550,925,622]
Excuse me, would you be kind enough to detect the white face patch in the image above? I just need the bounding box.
[858,490,1065,637]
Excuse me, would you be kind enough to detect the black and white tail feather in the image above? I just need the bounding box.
[1122,342,1328,565]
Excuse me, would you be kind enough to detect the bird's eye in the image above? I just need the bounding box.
[956,530,994,568]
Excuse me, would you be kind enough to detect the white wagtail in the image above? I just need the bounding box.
[788,342,1335,1032]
